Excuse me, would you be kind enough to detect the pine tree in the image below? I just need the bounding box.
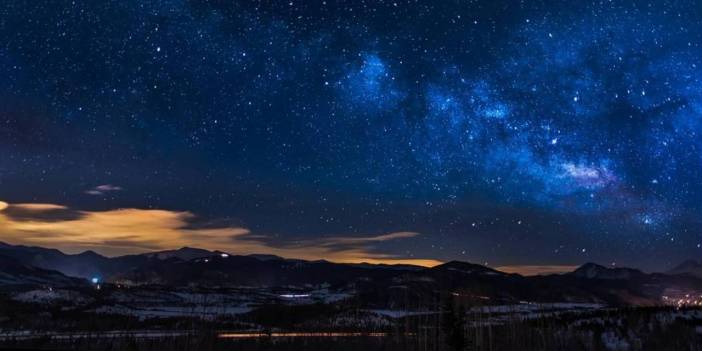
[442,296,467,351]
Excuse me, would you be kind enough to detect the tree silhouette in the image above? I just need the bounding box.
[442,296,467,351]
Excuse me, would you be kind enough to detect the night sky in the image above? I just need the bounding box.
[1,0,702,273]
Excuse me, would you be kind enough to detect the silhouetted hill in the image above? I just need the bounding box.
[431,260,507,276]
[668,260,702,278]
[0,242,107,278]
[570,263,645,280]
[111,254,419,287]
[0,242,419,287]
[142,247,224,261]
[0,254,86,287]
[2,242,702,307]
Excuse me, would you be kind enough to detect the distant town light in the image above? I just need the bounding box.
[91,277,99,284]
[221,253,229,258]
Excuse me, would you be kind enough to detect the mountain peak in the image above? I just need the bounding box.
[247,254,286,261]
[578,262,605,270]
[668,259,702,278]
[571,262,642,280]
[674,259,701,269]
[178,246,198,250]
[432,260,505,275]
[76,250,104,258]
[144,247,215,261]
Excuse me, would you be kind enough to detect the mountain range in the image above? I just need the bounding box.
[1,241,702,307]
[668,259,702,279]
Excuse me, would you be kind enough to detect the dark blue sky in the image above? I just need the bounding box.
[1,0,701,271]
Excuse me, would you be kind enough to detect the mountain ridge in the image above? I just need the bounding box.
[2,242,702,306]
[667,259,702,278]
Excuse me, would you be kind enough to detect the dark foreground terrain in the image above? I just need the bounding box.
[1,305,701,351]
[1,243,702,350]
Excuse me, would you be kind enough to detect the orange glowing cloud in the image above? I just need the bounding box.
[11,203,68,211]
[0,200,439,266]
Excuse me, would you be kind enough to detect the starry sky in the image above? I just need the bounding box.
[1,0,702,273]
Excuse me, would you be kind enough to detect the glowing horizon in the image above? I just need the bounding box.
[0,198,586,274]
[0,199,440,267]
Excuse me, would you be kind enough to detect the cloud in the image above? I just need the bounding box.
[85,184,123,196]
[334,231,420,242]
[2,203,82,222]
[0,200,438,266]
[300,231,420,252]
[12,203,68,210]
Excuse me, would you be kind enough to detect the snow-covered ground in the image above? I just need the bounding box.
[277,288,353,305]
[92,304,252,320]
[365,303,603,322]
[0,330,192,341]
[471,302,603,313]
[300,310,395,329]
[12,289,93,306]
[601,331,631,351]
[366,309,437,318]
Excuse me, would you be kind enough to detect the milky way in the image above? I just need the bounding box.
[1,0,701,271]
